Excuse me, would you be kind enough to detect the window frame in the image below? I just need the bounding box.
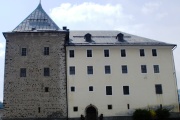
[69,50,74,58]
[104,49,109,57]
[105,65,111,74]
[154,65,160,73]
[155,84,163,94]
[152,49,157,56]
[140,49,145,57]
[106,86,112,95]
[141,65,147,73]
[87,50,92,57]
[69,66,75,75]
[123,86,129,95]
[121,49,126,57]
[122,65,128,74]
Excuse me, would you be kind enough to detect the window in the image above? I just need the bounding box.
[69,66,75,75]
[89,86,93,91]
[71,86,75,92]
[38,107,41,113]
[152,49,157,56]
[69,50,74,58]
[44,68,50,76]
[141,65,147,73]
[44,47,49,55]
[87,50,92,57]
[104,49,109,57]
[45,87,49,92]
[154,65,159,73]
[122,65,128,73]
[155,84,163,94]
[123,86,129,95]
[105,66,111,74]
[108,105,112,110]
[140,49,145,56]
[106,86,112,95]
[87,66,93,74]
[21,48,27,56]
[20,68,26,77]
[127,104,130,109]
[121,49,126,57]
[73,107,78,112]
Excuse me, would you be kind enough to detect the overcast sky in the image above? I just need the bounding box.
[0,0,180,102]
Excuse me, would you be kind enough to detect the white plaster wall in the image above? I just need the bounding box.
[66,45,179,118]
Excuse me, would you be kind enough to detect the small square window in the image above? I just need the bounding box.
[21,48,27,56]
[154,65,159,73]
[69,66,75,75]
[44,68,50,76]
[44,47,49,55]
[45,87,49,92]
[155,84,162,94]
[104,49,109,57]
[122,65,128,74]
[71,86,75,92]
[87,50,92,57]
[89,86,93,91]
[105,66,111,74]
[140,49,145,57]
[123,86,129,95]
[108,105,112,110]
[69,50,74,58]
[106,86,112,95]
[121,49,126,57]
[20,68,26,77]
[141,65,147,73]
[152,49,157,56]
[87,66,93,74]
[73,107,78,112]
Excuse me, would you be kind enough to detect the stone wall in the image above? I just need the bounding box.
[3,32,67,119]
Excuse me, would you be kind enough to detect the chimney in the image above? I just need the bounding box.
[116,33,124,42]
[84,33,92,42]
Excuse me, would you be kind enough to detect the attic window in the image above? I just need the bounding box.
[84,33,92,42]
[116,33,124,42]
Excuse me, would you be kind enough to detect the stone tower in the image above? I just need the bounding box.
[3,2,68,119]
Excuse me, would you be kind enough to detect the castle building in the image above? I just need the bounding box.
[3,2,179,120]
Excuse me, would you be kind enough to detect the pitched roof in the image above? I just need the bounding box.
[13,3,60,32]
[68,30,176,47]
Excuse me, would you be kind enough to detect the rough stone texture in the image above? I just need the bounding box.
[3,32,67,119]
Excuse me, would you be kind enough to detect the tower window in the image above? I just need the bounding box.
[154,65,160,73]
[123,86,129,95]
[89,86,93,91]
[155,84,163,94]
[20,68,26,77]
[71,86,75,92]
[108,105,112,110]
[69,66,75,75]
[44,47,49,55]
[105,66,111,74]
[21,48,27,56]
[122,65,128,73]
[73,106,78,112]
[44,68,50,76]
[87,66,93,74]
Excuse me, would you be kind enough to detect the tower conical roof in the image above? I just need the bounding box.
[13,3,60,32]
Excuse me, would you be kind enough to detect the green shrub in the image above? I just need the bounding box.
[133,109,151,120]
[155,108,170,120]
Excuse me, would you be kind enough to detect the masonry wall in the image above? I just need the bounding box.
[3,32,67,119]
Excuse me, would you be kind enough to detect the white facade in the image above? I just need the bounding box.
[66,45,179,118]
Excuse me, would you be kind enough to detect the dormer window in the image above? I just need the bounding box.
[84,33,92,42]
[116,33,124,42]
